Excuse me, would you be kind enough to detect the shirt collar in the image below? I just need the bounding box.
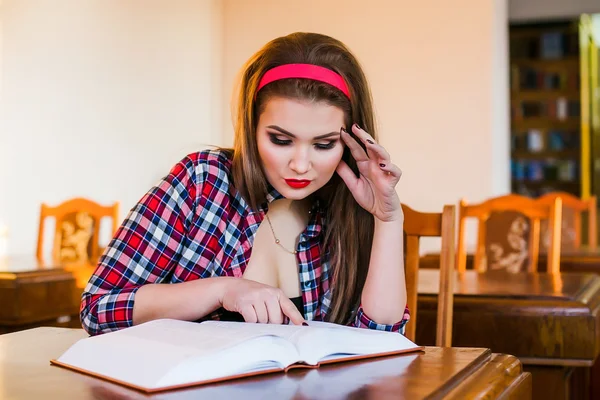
[265,182,284,204]
[259,186,324,239]
[304,199,324,239]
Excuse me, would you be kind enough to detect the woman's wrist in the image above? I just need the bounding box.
[374,211,404,226]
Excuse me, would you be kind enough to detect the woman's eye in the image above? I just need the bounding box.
[315,141,337,150]
[268,134,292,146]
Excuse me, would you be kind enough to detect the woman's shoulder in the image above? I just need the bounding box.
[176,148,234,180]
[185,147,233,169]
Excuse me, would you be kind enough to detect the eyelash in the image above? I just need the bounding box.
[268,134,337,150]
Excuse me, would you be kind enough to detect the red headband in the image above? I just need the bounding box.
[255,63,351,99]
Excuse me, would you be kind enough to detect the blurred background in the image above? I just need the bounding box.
[0,0,598,257]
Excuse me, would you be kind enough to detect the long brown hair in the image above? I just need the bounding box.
[228,32,377,324]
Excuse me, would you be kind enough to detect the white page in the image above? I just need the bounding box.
[202,320,420,365]
[294,321,420,364]
[56,319,299,389]
[201,320,308,342]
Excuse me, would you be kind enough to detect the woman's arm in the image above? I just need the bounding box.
[80,154,204,335]
[337,125,409,331]
[360,216,407,324]
[133,276,305,326]
[132,277,228,325]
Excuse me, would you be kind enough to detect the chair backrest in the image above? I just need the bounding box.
[36,197,119,270]
[457,194,562,274]
[537,192,597,250]
[402,203,455,347]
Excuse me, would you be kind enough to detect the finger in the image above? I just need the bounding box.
[265,296,284,324]
[253,302,269,324]
[336,160,359,192]
[239,305,257,323]
[351,123,377,145]
[378,162,403,179]
[366,141,391,162]
[351,124,388,161]
[340,128,369,162]
[279,296,305,325]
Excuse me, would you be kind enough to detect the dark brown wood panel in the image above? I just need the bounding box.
[416,269,600,400]
[0,257,80,333]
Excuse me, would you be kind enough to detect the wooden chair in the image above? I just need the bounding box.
[538,192,597,250]
[402,203,455,347]
[457,194,562,274]
[36,197,119,286]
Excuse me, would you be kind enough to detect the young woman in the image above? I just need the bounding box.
[81,32,409,336]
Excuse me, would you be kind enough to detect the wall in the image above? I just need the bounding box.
[0,0,223,255]
[221,0,510,251]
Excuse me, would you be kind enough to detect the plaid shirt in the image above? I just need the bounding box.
[81,149,410,336]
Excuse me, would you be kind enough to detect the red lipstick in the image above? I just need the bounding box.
[285,179,311,189]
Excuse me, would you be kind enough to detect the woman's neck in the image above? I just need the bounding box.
[268,198,309,216]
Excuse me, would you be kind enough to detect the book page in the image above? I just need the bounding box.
[293,321,421,364]
[56,319,299,390]
[201,320,308,343]
[201,320,421,366]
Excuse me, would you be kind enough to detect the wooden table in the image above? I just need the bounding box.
[0,327,531,399]
[0,256,80,333]
[416,269,600,400]
[420,247,600,274]
[537,247,600,273]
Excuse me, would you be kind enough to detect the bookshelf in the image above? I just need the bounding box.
[509,20,584,197]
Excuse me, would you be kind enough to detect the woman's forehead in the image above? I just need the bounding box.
[259,97,345,132]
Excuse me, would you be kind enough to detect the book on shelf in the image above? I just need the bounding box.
[51,319,423,393]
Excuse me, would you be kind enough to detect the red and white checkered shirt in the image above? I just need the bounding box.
[80,149,410,335]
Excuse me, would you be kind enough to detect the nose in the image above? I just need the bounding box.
[289,147,311,175]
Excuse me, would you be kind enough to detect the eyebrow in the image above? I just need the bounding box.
[266,125,340,140]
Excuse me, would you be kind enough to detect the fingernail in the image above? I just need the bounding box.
[340,127,347,134]
[302,322,308,326]
[367,139,374,144]
[379,163,386,168]
[354,123,361,130]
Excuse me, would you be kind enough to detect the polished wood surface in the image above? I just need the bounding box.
[0,327,531,400]
[0,256,80,333]
[418,268,599,303]
[457,194,562,273]
[423,247,600,274]
[417,269,600,363]
[402,203,455,347]
[417,269,600,400]
[538,247,600,273]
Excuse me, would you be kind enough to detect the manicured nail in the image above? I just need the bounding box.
[379,163,386,168]
[340,127,347,134]
[354,123,361,130]
[367,139,374,144]
[302,322,309,326]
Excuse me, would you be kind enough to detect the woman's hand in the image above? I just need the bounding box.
[219,278,305,325]
[336,124,403,222]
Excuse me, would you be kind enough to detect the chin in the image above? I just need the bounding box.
[275,182,324,200]
[277,187,313,200]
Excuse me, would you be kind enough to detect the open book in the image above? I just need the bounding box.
[51,319,423,393]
